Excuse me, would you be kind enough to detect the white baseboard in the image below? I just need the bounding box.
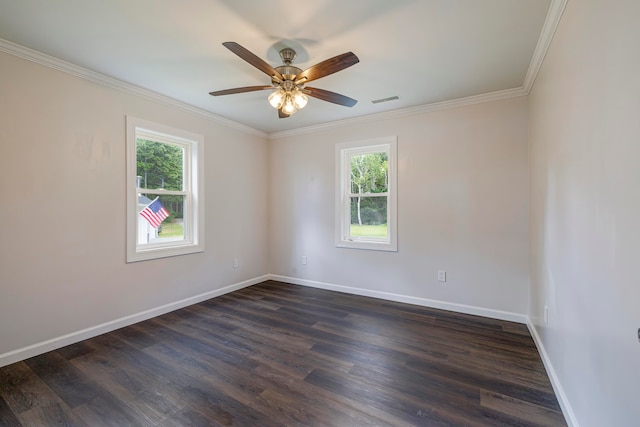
[268,274,527,324]
[526,320,579,427]
[0,275,268,368]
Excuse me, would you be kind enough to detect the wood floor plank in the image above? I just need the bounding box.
[17,401,84,427]
[22,352,102,409]
[55,341,95,361]
[99,335,271,426]
[70,350,181,425]
[405,355,562,411]
[0,362,47,414]
[304,367,456,426]
[157,405,226,427]
[252,364,415,427]
[480,389,566,427]
[0,396,21,426]
[0,280,567,426]
[0,362,80,426]
[72,335,191,412]
[146,334,391,427]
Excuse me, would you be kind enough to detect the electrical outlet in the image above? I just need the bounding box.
[301,256,307,265]
[233,258,239,269]
[637,328,640,343]
[438,270,446,282]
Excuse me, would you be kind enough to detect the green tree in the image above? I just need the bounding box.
[136,139,183,190]
[350,152,388,225]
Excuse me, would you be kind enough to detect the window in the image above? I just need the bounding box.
[335,136,397,251]
[126,116,204,262]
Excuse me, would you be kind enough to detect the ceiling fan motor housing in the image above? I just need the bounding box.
[273,48,303,90]
[279,47,296,64]
[273,65,303,89]
[271,47,302,91]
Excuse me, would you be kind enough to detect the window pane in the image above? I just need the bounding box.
[350,152,388,194]
[350,196,388,239]
[136,139,184,190]
[137,193,185,245]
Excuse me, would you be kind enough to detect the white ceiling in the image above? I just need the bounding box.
[0,0,554,134]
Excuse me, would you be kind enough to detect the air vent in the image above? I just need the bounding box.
[371,96,399,104]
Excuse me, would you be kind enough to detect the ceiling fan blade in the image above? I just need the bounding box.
[278,109,290,119]
[209,86,272,96]
[305,87,357,107]
[222,42,283,81]
[295,52,359,84]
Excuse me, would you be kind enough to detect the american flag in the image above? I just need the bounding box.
[139,197,169,228]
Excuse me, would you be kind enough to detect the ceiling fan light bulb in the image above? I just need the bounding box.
[268,90,285,109]
[293,91,308,109]
[283,95,297,114]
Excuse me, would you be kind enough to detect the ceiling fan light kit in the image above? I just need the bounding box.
[268,88,308,115]
[210,42,359,119]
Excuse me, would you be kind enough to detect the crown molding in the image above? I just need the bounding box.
[268,86,528,140]
[523,0,569,92]
[269,0,568,140]
[0,38,267,138]
[1,0,567,140]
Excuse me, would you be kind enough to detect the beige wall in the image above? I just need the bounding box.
[529,0,640,425]
[0,52,270,358]
[269,97,530,316]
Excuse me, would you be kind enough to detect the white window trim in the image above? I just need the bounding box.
[335,136,398,252]
[126,116,204,262]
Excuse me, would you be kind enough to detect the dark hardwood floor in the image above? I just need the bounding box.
[0,281,566,426]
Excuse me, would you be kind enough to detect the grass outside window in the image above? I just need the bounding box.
[159,222,184,238]
[350,224,388,238]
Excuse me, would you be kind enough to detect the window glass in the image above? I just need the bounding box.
[350,196,388,240]
[336,137,397,251]
[136,139,184,191]
[126,117,204,262]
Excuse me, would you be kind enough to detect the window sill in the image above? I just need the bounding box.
[336,240,397,252]
[127,242,204,263]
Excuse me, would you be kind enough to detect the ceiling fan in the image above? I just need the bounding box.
[209,42,359,118]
